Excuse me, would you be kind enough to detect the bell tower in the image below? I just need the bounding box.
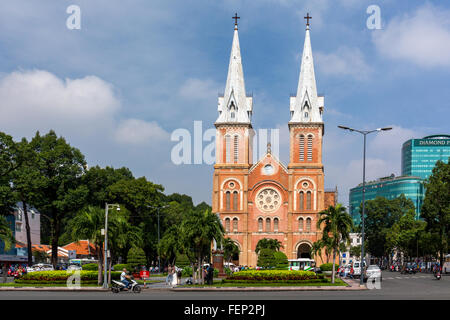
[288,15,326,216]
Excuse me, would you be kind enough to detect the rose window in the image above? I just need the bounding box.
[256,188,281,213]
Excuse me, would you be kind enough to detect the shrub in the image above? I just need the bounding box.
[16,271,122,283]
[320,263,337,272]
[224,267,233,276]
[182,266,193,277]
[113,264,131,271]
[226,270,322,282]
[82,263,98,271]
[273,251,288,269]
[127,247,146,271]
[257,249,277,268]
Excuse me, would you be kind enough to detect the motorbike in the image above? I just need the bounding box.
[434,270,442,280]
[111,276,142,293]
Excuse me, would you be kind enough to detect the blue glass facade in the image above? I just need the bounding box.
[349,176,424,225]
[402,135,450,180]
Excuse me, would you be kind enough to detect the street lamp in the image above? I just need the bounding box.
[338,125,392,287]
[103,203,120,289]
[147,204,170,274]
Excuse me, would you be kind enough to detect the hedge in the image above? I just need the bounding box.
[222,278,328,284]
[17,271,121,282]
[82,263,98,271]
[112,264,131,271]
[320,263,337,272]
[226,270,323,281]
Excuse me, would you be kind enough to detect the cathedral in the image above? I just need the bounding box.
[212,16,336,267]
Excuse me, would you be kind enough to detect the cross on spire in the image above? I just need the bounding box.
[233,13,240,29]
[304,13,312,27]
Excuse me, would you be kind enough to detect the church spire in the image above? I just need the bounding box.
[290,15,324,124]
[216,15,252,125]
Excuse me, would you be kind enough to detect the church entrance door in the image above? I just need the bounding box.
[297,243,311,259]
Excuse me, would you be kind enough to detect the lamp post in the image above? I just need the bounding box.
[338,125,392,286]
[103,203,120,289]
[147,204,170,274]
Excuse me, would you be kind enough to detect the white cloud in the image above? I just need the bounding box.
[315,47,373,80]
[0,69,169,148]
[373,4,450,68]
[115,119,169,145]
[0,69,120,135]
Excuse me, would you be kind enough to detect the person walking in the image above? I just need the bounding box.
[166,265,173,286]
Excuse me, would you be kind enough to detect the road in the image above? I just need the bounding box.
[0,271,449,300]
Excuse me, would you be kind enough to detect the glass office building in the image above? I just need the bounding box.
[402,135,450,180]
[349,175,424,225]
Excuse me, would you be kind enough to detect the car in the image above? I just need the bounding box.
[351,261,362,278]
[27,263,54,272]
[67,264,82,271]
[364,265,382,282]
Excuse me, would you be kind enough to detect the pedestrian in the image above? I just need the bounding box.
[166,265,173,286]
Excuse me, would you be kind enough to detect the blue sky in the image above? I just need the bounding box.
[0,0,449,206]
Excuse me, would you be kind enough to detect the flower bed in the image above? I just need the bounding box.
[16,271,121,283]
[225,270,324,282]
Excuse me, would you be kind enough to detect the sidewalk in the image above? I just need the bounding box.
[0,277,366,292]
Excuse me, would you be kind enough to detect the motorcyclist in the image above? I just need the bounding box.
[121,268,132,289]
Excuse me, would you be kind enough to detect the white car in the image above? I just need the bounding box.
[351,261,362,278]
[364,265,382,282]
[27,264,54,272]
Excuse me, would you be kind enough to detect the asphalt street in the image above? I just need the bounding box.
[0,271,449,300]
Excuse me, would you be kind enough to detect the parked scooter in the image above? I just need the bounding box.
[111,276,142,293]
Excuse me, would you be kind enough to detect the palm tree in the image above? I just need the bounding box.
[181,209,224,284]
[68,206,127,285]
[317,204,353,283]
[255,238,283,254]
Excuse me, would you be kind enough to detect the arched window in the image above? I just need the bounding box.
[299,135,305,161]
[306,218,312,232]
[233,191,238,211]
[299,191,304,210]
[258,218,263,232]
[265,218,271,232]
[226,191,231,211]
[307,135,313,161]
[233,218,238,232]
[306,191,312,210]
[274,218,279,232]
[225,218,230,232]
[233,136,239,163]
[299,218,304,232]
[225,135,231,163]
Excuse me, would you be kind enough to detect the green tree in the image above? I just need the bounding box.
[317,204,353,283]
[421,159,450,267]
[127,247,147,271]
[223,238,240,263]
[158,225,184,265]
[29,131,88,267]
[0,216,14,252]
[181,209,224,284]
[255,238,283,254]
[350,245,361,260]
[257,248,277,268]
[273,251,288,269]
[0,132,18,216]
[10,138,43,265]
[68,206,126,285]
[364,195,415,259]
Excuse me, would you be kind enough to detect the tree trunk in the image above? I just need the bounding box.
[51,216,60,268]
[108,257,112,286]
[21,200,33,266]
[198,255,203,285]
[331,248,336,284]
[97,246,103,286]
[192,263,196,284]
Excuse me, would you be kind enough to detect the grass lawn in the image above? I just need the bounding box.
[181,278,347,288]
